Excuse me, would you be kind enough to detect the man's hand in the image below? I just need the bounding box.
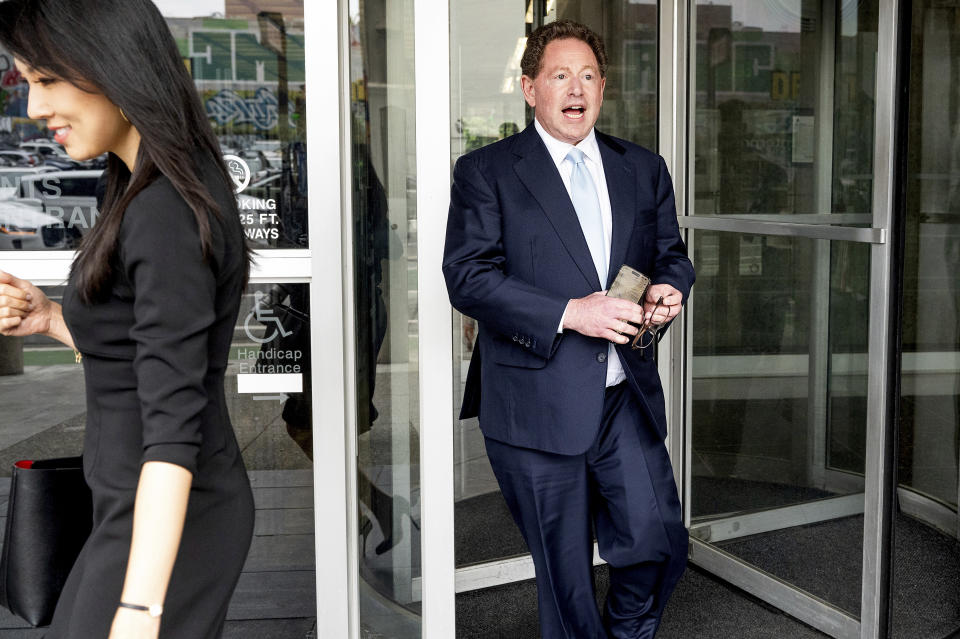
[563,284,685,345]
[562,292,647,345]
[643,283,683,325]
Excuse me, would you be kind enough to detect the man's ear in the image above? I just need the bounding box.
[520,75,536,108]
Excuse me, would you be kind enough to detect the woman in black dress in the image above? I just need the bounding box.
[0,1,255,637]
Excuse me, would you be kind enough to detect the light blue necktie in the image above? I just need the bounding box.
[566,147,607,286]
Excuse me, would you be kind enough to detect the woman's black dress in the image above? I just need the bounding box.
[54,160,255,638]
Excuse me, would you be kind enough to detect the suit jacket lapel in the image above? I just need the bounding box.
[598,132,635,289]
[513,126,602,291]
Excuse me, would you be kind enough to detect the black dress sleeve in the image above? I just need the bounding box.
[120,179,218,475]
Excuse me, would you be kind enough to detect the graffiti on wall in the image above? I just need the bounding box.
[206,87,280,130]
[204,86,302,134]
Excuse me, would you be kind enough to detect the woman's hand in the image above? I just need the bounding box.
[108,606,161,639]
[0,270,75,349]
[0,270,52,338]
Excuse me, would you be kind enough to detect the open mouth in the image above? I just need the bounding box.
[52,126,72,145]
[562,106,585,119]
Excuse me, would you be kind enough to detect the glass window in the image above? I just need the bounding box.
[451,2,657,159]
[0,282,317,634]
[0,1,308,251]
[0,287,85,468]
[227,282,317,633]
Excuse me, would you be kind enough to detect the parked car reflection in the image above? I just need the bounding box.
[249,139,281,168]
[0,199,66,249]
[0,148,42,167]
[19,139,67,158]
[19,140,101,170]
[17,169,102,245]
[0,166,57,198]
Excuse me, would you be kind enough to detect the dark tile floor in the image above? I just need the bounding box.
[455,564,830,639]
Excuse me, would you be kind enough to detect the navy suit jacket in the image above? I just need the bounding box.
[443,124,695,454]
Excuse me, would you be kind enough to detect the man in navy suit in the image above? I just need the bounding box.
[443,20,695,638]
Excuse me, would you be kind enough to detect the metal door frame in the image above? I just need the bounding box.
[667,1,904,638]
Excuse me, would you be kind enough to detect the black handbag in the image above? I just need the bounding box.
[0,457,93,627]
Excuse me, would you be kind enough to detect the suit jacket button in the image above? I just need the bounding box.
[597,352,607,363]
[512,335,518,342]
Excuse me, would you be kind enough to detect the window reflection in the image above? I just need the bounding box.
[893,1,960,635]
[0,281,318,633]
[689,0,878,617]
[350,0,422,635]
[693,2,876,223]
[0,3,308,250]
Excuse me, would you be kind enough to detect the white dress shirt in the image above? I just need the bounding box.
[534,119,626,387]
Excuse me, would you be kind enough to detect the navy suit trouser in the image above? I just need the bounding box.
[484,383,687,638]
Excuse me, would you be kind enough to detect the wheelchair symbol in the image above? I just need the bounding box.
[244,290,293,344]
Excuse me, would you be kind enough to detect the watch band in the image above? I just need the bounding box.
[119,601,163,618]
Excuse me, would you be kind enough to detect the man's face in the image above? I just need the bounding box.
[521,38,605,145]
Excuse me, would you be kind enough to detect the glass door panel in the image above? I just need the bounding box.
[892,1,960,635]
[691,231,869,614]
[688,0,879,622]
[450,0,529,571]
[898,0,960,514]
[349,0,422,636]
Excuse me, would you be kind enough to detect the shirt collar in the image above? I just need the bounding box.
[534,118,601,169]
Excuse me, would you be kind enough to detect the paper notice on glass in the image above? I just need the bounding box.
[606,264,651,304]
[792,115,814,164]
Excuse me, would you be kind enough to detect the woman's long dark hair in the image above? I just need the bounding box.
[0,0,251,301]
